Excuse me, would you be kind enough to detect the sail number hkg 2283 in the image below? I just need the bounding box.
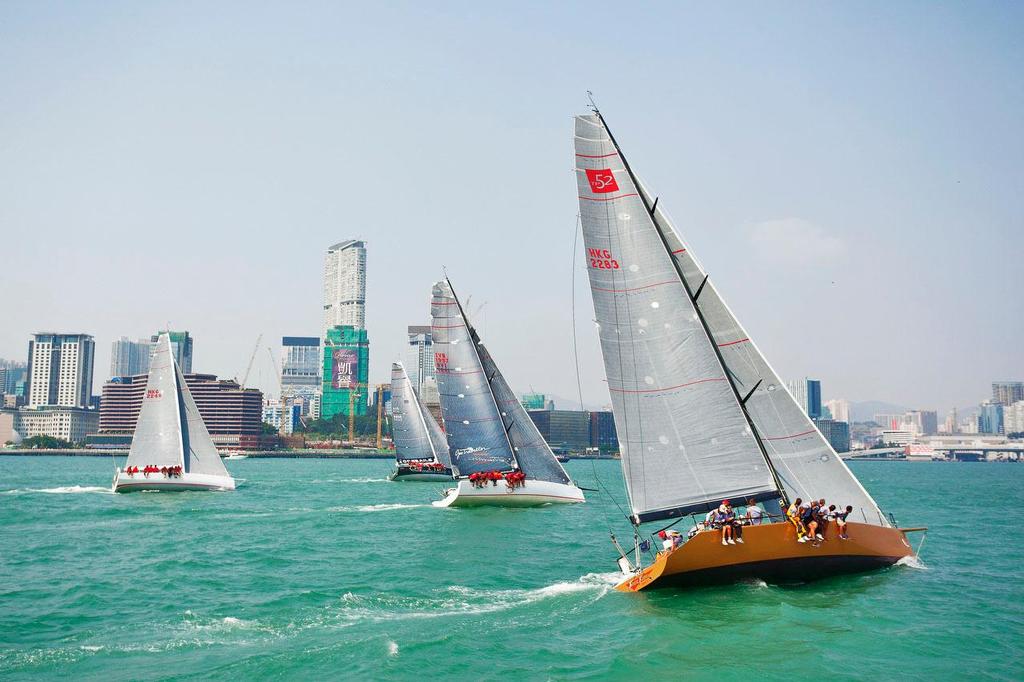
[588,248,620,270]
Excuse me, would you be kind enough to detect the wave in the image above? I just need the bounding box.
[327,503,425,513]
[387,640,399,657]
[896,555,928,570]
[5,486,114,495]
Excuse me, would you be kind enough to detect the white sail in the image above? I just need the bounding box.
[177,360,229,477]
[124,334,185,470]
[124,333,228,477]
[391,361,451,467]
[574,114,780,523]
[639,186,886,525]
[431,280,517,476]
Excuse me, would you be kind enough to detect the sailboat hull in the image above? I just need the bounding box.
[113,470,236,493]
[432,478,585,508]
[389,465,454,482]
[616,521,916,592]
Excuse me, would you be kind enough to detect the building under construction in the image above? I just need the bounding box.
[321,325,369,420]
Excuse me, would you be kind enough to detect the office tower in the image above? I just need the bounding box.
[405,325,435,393]
[786,378,820,418]
[813,418,851,453]
[978,401,1004,435]
[992,382,1024,406]
[321,325,370,419]
[110,337,153,378]
[919,410,938,436]
[26,333,95,408]
[824,398,850,423]
[150,331,193,374]
[281,337,320,414]
[322,240,367,340]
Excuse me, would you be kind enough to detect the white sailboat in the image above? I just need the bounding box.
[389,361,454,481]
[113,333,235,492]
[431,279,585,507]
[574,108,921,589]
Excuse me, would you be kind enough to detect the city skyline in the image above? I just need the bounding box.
[1,3,1021,414]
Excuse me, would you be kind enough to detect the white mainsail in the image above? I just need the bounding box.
[574,111,886,526]
[124,333,228,477]
[574,115,779,523]
[391,361,451,467]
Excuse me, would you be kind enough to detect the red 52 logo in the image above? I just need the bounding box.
[585,168,619,194]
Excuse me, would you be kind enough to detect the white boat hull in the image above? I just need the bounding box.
[113,469,236,493]
[432,478,585,508]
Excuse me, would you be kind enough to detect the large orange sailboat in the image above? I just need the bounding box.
[573,106,923,591]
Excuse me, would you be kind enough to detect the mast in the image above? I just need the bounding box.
[591,107,790,508]
[409,368,439,462]
[445,278,520,471]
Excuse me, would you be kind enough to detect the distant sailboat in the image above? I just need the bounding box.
[112,333,235,492]
[431,279,584,507]
[389,361,453,481]
[574,108,921,589]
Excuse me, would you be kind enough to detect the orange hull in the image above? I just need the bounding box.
[617,521,915,592]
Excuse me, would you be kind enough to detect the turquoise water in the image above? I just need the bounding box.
[0,457,1020,680]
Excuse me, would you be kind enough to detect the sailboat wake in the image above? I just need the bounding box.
[896,555,928,570]
[9,486,115,495]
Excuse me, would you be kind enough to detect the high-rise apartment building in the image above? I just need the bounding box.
[405,325,435,394]
[992,382,1024,406]
[281,337,320,413]
[150,331,193,374]
[26,333,95,408]
[1003,401,1024,436]
[823,398,850,423]
[322,240,367,339]
[813,418,851,453]
[110,337,152,378]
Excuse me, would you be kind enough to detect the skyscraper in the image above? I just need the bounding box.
[992,381,1024,406]
[26,333,96,408]
[150,331,193,374]
[110,337,152,378]
[978,401,1004,435]
[405,325,435,394]
[281,336,320,413]
[321,325,370,419]
[786,377,821,418]
[322,240,367,339]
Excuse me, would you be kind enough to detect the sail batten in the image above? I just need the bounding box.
[574,114,781,521]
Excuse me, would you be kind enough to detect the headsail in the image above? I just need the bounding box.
[431,280,517,475]
[125,334,184,470]
[476,339,572,485]
[177,360,229,477]
[639,187,886,525]
[391,361,451,467]
[574,114,780,523]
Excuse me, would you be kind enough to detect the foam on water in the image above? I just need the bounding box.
[327,503,425,513]
[896,555,928,570]
[387,640,399,657]
[31,486,113,495]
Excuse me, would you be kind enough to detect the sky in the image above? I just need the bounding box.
[1,2,1021,415]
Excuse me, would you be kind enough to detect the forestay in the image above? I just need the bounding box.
[391,361,451,467]
[574,114,780,523]
[431,280,517,476]
[636,181,887,525]
[476,342,571,485]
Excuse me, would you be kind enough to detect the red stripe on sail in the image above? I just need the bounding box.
[671,248,687,254]
[575,151,619,158]
[762,429,817,441]
[593,280,676,293]
[578,193,639,202]
[717,338,750,347]
[609,377,725,394]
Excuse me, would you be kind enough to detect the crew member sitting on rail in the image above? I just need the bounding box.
[801,501,821,542]
[716,501,735,546]
[724,501,744,544]
[787,498,806,540]
[836,505,853,539]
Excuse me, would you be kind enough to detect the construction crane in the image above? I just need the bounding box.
[238,333,263,387]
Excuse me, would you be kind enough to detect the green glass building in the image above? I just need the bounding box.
[321,325,369,419]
